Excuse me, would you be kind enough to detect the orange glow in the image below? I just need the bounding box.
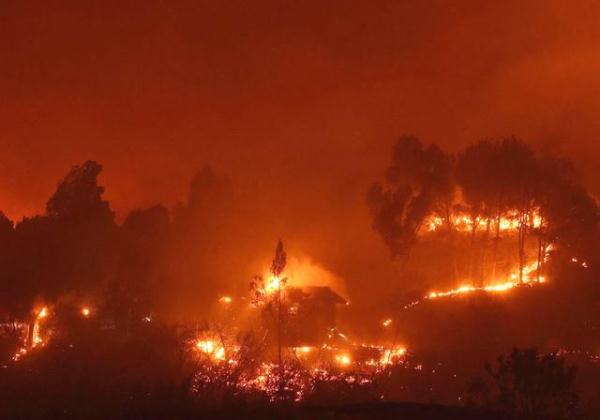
[81,307,91,317]
[195,339,227,361]
[380,347,407,365]
[425,208,542,234]
[31,306,49,348]
[382,318,392,327]
[335,353,352,367]
[295,346,313,355]
[219,296,232,304]
[264,276,282,294]
[37,307,48,319]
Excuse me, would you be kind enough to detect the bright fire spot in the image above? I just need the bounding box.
[195,339,226,361]
[380,347,407,365]
[335,354,352,367]
[219,296,232,304]
[382,318,392,327]
[424,256,550,303]
[37,307,48,319]
[425,208,542,234]
[264,276,282,294]
[31,306,49,349]
[81,307,91,317]
[196,340,215,353]
[295,346,313,354]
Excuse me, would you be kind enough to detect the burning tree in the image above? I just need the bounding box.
[367,136,453,261]
[250,240,289,398]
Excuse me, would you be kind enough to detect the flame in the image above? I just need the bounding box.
[295,346,313,355]
[335,353,352,367]
[196,339,216,353]
[218,296,232,304]
[425,208,542,234]
[37,307,48,319]
[31,306,49,348]
[380,347,407,365]
[264,276,282,295]
[195,339,227,361]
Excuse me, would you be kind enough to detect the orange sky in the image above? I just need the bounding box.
[2,1,600,222]
[3,1,600,301]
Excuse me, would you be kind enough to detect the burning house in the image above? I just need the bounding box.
[284,285,347,346]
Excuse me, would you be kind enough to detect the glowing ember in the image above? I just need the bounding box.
[81,307,91,317]
[382,318,392,327]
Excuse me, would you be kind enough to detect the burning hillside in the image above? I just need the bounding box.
[0,137,599,419]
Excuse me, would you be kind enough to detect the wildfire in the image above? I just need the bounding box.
[32,306,49,348]
[380,347,407,365]
[218,296,232,304]
[38,307,48,319]
[425,209,542,233]
[426,261,544,301]
[335,353,352,367]
[264,276,283,294]
[294,346,314,355]
[195,339,226,361]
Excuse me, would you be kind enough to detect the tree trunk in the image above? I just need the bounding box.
[480,218,491,286]
[277,282,284,399]
[518,210,528,284]
[536,215,545,283]
[491,202,502,282]
[468,213,478,280]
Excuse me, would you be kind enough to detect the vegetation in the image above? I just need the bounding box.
[468,348,578,419]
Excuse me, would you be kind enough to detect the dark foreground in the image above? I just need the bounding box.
[1,402,502,420]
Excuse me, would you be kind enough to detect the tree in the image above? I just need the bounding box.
[168,166,236,318]
[368,136,454,260]
[456,140,503,281]
[250,240,288,399]
[108,205,170,323]
[11,161,117,312]
[46,161,113,224]
[499,139,539,284]
[472,348,578,419]
[0,212,18,319]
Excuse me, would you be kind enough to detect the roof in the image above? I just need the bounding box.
[299,286,347,305]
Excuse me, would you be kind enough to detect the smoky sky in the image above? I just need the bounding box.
[2,0,600,300]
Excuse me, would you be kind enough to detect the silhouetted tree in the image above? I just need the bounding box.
[0,212,17,319]
[46,161,113,223]
[474,348,578,419]
[456,140,503,281]
[9,162,117,321]
[108,205,170,323]
[168,166,235,317]
[500,139,539,284]
[368,136,454,260]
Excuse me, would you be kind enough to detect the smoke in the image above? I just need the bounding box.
[283,257,349,301]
